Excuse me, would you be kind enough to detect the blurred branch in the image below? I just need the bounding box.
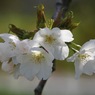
[52,0,72,20]
[34,60,56,95]
[34,80,47,95]
[34,0,72,95]
[61,0,72,18]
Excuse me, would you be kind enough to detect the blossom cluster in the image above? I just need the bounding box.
[0,28,74,80]
[67,39,95,79]
[1,26,95,80]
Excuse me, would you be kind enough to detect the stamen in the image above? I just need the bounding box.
[45,35,55,44]
[78,53,90,62]
[31,51,45,64]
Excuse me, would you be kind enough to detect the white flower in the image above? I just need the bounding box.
[0,33,21,71]
[13,39,40,65]
[14,39,40,55]
[0,43,13,62]
[1,59,21,79]
[16,47,54,80]
[13,64,21,79]
[0,33,39,62]
[33,28,74,60]
[0,33,20,61]
[0,33,19,43]
[1,60,15,73]
[67,40,95,79]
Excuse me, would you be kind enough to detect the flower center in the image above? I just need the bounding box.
[31,51,45,64]
[78,53,90,62]
[45,35,55,44]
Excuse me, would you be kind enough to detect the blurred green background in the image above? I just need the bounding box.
[0,0,95,95]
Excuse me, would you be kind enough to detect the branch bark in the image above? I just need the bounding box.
[52,0,72,20]
[34,0,72,95]
[34,60,56,95]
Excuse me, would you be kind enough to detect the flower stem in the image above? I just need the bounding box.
[71,42,81,48]
[70,47,79,53]
[67,42,80,53]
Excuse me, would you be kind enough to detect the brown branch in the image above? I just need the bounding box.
[34,0,72,95]
[52,0,72,20]
[34,80,47,95]
[34,60,56,95]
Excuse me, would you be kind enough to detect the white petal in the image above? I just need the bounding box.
[80,39,95,51]
[15,39,29,54]
[67,53,78,62]
[54,45,69,60]
[51,28,61,38]
[83,60,95,75]
[0,33,19,43]
[19,39,40,48]
[14,64,21,79]
[37,62,52,80]
[20,62,40,81]
[74,59,83,79]
[45,55,54,67]
[12,56,18,65]
[39,48,54,66]
[28,40,40,48]
[16,47,54,80]
[0,43,13,62]
[29,47,54,66]
[40,42,55,57]
[59,30,74,42]
[33,32,44,43]
[2,61,14,73]
[39,28,52,37]
[16,54,29,64]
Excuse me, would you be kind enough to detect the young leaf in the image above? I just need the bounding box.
[36,4,46,29]
[9,24,35,39]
